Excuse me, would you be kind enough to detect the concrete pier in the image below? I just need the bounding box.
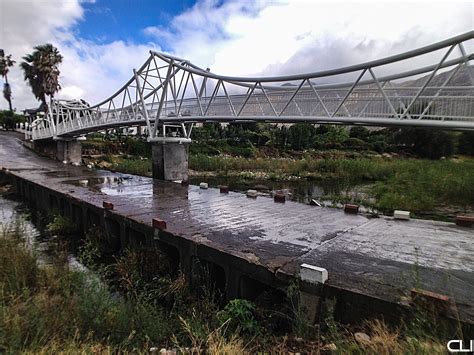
[152,141,189,181]
[56,139,82,165]
[1,132,473,326]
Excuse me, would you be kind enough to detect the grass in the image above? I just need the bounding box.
[0,199,466,353]
[0,232,171,353]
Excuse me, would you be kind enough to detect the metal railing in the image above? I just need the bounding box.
[32,31,474,141]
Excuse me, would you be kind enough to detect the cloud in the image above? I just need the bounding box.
[0,0,158,111]
[1,0,472,111]
[145,0,473,81]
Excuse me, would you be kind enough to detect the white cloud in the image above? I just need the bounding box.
[1,0,472,111]
[0,0,158,111]
[146,0,473,79]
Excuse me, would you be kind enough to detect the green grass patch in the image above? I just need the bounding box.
[189,155,474,213]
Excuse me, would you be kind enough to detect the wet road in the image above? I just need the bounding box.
[1,131,473,322]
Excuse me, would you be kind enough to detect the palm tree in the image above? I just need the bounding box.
[20,44,63,112]
[0,49,16,111]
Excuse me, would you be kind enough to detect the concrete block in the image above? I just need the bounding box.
[152,218,167,230]
[456,215,474,227]
[300,263,328,284]
[344,203,359,214]
[219,185,229,193]
[199,182,208,189]
[274,193,286,203]
[246,189,258,198]
[394,210,410,220]
[103,201,114,210]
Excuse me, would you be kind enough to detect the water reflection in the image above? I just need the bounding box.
[188,176,359,204]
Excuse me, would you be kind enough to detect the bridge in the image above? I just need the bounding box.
[29,31,474,180]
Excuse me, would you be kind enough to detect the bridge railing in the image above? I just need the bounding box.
[32,31,474,141]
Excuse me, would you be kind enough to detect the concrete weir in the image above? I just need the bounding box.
[1,132,474,326]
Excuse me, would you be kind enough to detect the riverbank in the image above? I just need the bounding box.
[83,150,474,220]
[0,186,456,353]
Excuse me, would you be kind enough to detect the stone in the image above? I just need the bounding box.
[344,203,359,214]
[103,201,114,210]
[152,218,167,230]
[322,343,337,351]
[97,161,113,169]
[199,182,208,189]
[456,215,474,227]
[394,210,410,220]
[300,263,328,284]
[246,189,258,198]
[274,193,286,203]
[354,332,371,345]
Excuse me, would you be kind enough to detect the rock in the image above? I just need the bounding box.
[86,164,93,169]
[354,332,371,345]
[253,184,269,191]
[247,189,258,198]
[97,161,113,169]
[382,153,392,159]
[322,343,337,351]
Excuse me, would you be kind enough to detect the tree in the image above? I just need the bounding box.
[288,123,316,150]
[20,44,63,112]
[0,50,15,111]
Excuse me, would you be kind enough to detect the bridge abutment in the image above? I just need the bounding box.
[56,138,83,165]
[152,141,189,181]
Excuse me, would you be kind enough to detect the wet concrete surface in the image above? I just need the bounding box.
[1,131,473,322]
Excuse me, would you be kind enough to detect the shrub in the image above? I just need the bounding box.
[458,131,474,155]
[217,299,259,335]
[46,214,77,235]
[395,128,454,159]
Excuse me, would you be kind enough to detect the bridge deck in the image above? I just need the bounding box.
[1,132,473,323]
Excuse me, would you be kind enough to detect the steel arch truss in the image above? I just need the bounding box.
[32,31,474,141]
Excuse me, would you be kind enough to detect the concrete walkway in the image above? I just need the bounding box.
[1,131,473,322]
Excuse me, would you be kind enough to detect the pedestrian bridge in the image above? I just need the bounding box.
[31,31,474,142]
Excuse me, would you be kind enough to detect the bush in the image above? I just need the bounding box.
[217,299,259,335]
[458,131,474,155]
[349,126,370,141]
[395,128,454,159]
[0,110,24,130]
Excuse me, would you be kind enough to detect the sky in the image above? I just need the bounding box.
[0,0,472,111]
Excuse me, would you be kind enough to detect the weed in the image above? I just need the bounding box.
[217,299,259,336]
[286,283,314,339]
[46,214,77,235]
